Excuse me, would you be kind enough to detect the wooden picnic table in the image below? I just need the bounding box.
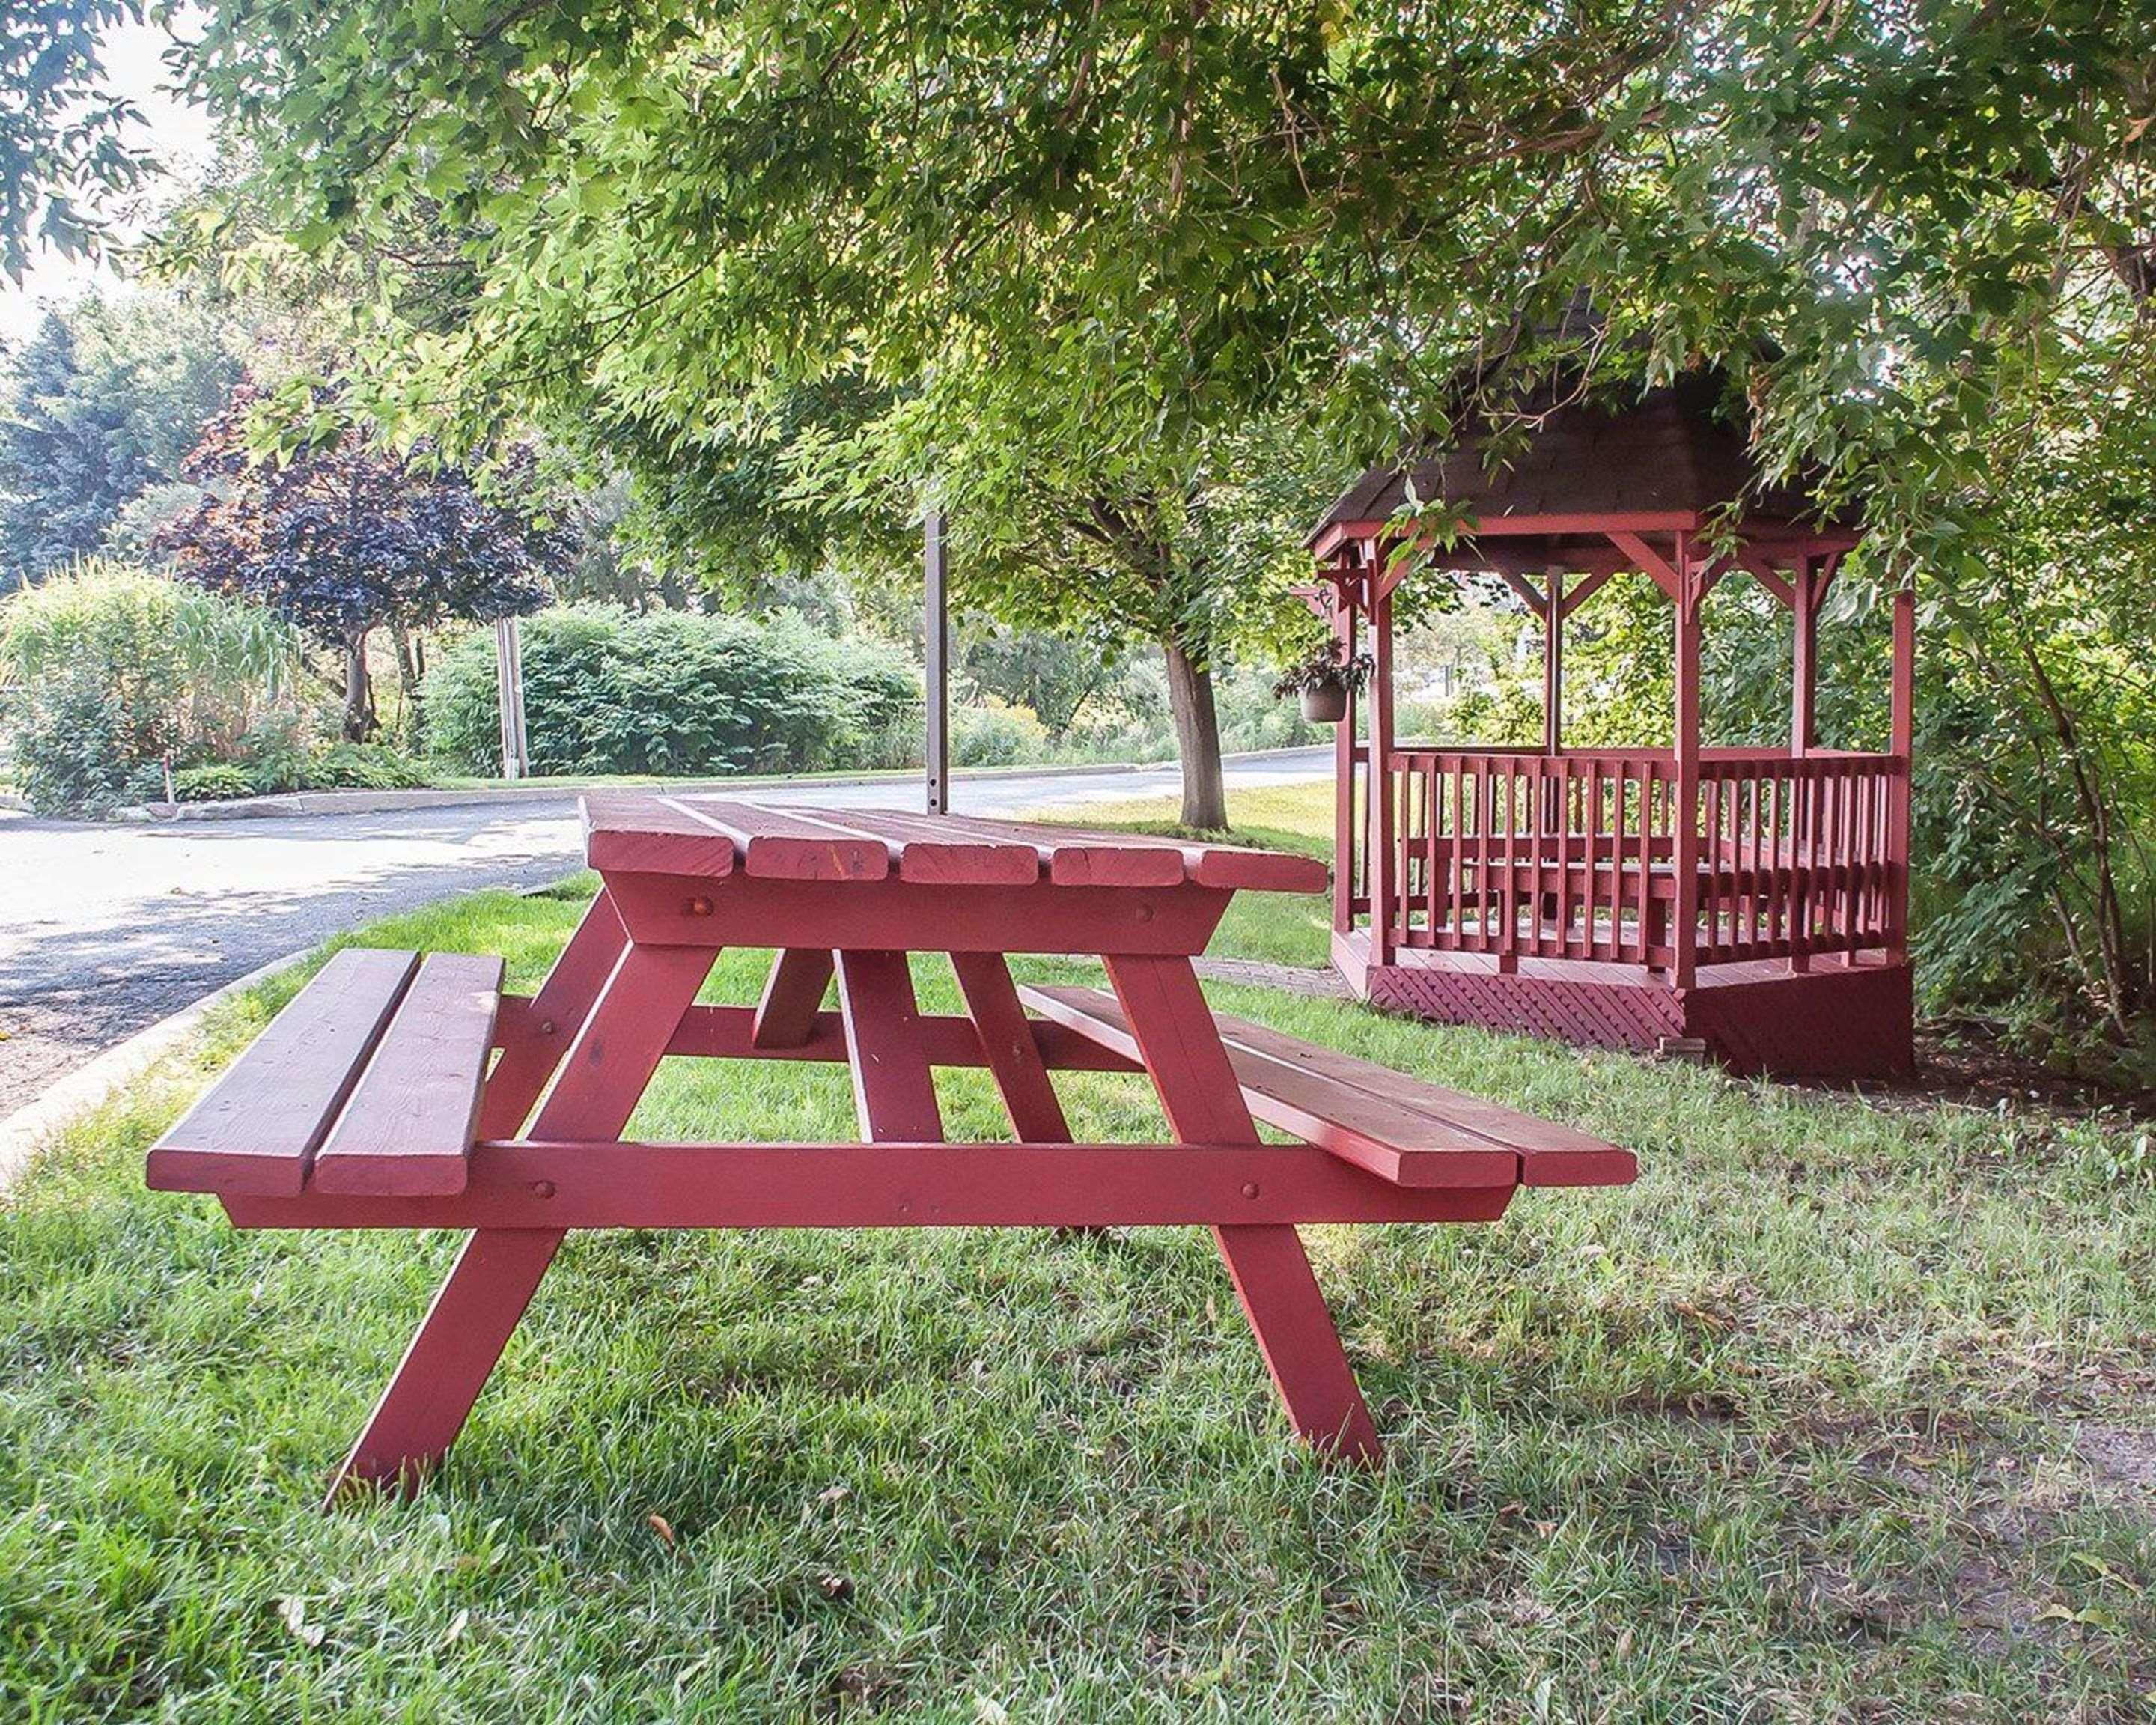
[148,797,1633,1503]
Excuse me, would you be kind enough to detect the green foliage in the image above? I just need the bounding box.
[4,664,149,812]
[0,558,305,813]
[420,606,921,778]
[0,1,150,281]
[0,293,244,585]
[167,740,430,801]
[180,1,2154,563]
[949,701,1047,768]
[170,761,254,802]
[292,740,430,792]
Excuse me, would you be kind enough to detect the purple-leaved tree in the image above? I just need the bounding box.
[159,389,564,739]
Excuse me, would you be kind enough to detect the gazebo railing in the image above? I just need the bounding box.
[1357,747,1905,972]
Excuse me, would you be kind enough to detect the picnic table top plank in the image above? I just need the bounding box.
[145,948,420,1196]
[582,794,742,877]
[816,806,1050,886]
[661,799,890,881]
[578,797,1329,895]
[311,952,505,1197]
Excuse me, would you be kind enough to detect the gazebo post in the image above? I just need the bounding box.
[1790,555,1817,759]
[1672,540,1702,992]
[1332,575,1359,938]
[1541,575,1564,755]
[1888,582,1916,961]
[1367,576,1397,968]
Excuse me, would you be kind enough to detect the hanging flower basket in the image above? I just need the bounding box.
[1299,684,1349,724]
[1272,642,1373,725]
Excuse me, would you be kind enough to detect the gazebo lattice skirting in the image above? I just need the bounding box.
[1309,370,1916,1081]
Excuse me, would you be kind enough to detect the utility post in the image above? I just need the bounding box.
[494,616,529,779]
[923,506,950,814]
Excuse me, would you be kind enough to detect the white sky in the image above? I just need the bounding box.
[1,13,218,341]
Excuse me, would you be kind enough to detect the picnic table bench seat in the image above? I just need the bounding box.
[146,947,503,1199]
[1017,984,1635,1193]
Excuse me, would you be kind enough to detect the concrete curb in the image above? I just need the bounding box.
[71,746,1324,826]
[0,946,315,1192]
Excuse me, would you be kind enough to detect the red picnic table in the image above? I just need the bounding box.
[147,798,1634,1503]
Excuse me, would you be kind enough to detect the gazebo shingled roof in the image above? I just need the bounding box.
[1310,365,1857,565]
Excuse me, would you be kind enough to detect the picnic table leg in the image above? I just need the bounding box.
[835,950,943,1140]
[950,952,1071,1140]
[477,886,629,1139]
[752,949,835,1049]
[1103,953,1382,1464]
[326,941,719,1505]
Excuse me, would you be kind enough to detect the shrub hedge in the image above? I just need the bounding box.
[422,606,922,777]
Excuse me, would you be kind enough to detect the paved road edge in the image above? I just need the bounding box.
[12,745,1329,825]
[0,946,315,1191]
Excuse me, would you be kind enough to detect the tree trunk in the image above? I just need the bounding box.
[342,633,377,742]
[1163,638,1227,830]
[390,621,424,749]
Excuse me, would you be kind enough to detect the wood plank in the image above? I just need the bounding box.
[1024,985,1518,1188]
[950,952,1071,1139]
[1021,985,1633,1189]
[665,799,889,880]
[1207,1001,1634,1187]
[312,953,504,1196]
[867,808,1324,893]
[582,794,737,877]
[688,803,1038,886]
[752,949,834,1047]
[665,1003,1142,1072]
[818,808,1042,886]
[146,949,419,1196]
[225,1140,1517,1232]
[835,950,943,1140]
[855,810,1184,887]
[1185,844,1330,895]
[603,871,1231,956]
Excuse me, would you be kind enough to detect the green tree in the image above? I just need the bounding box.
[177,2,2155,834]
[0,292,243,585]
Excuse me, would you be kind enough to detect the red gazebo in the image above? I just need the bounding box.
[1309,368,1915,1080]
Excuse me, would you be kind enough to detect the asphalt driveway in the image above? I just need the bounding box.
[0,750,1331,1118]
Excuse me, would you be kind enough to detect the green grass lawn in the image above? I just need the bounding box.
[4,787,2153,1719]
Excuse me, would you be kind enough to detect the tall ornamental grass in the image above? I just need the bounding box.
[0,558,302,812]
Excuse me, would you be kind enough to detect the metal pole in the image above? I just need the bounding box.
[924,507,949,814]
[495,616,529,779]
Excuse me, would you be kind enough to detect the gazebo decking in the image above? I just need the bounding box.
[1309,357,1915,1080]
